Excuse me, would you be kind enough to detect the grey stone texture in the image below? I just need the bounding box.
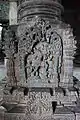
[0,0,80,120]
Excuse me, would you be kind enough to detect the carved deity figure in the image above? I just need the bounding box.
[25,30,62,84]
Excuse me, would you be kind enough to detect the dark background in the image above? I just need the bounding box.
[62,0,80,66]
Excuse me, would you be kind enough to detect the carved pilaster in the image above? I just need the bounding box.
[60,25,76,88]
[3,26,19,86]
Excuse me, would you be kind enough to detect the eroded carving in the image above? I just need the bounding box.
[26,92,52,116]
[17,19,63,85]
[3,27,18,85]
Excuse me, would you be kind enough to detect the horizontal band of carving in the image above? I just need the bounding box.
[18,0,63,20]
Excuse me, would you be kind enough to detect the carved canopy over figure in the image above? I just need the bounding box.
[22,19,63,85]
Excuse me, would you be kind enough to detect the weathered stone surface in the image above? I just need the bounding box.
[2,26,19,86]
[9,1,17,25]
[0,0,80,120]
[17,18,63,87]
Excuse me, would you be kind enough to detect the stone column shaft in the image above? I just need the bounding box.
[9,0,17,25]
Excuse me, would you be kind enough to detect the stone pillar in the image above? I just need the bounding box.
[9,0,17,25]
[1,0,78,120]
[3,26,18,86]
[60,27,76,88]
[17,0,64,119]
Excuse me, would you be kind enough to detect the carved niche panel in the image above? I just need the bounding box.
[18,19,63,85]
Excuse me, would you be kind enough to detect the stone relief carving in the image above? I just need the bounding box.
[0,0,79,119]
[3,27,18,85]
[17,19,63,86]
[26,92,52,116]
[60,25,76,85]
